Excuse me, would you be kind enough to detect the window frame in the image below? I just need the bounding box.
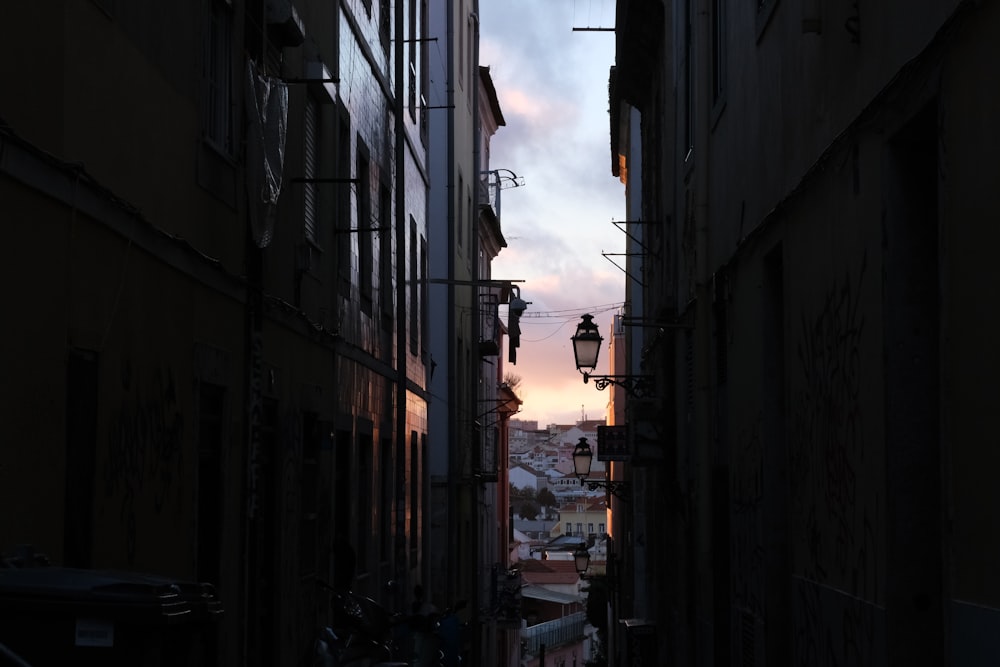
[303,96,321,245]
[379,182,394,324]
[336,107,353,297]
[711,0,728,125]
[203,0,234,155]
[357,138,374,311]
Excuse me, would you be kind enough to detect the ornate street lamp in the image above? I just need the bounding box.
[571,313,603,373]
[571,437,631,501]
[574,543,591,577]
[571,314,654,398]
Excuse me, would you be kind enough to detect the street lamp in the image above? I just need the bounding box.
[571,314,654,398]
[574,543,591,577]
[571,437,631,501]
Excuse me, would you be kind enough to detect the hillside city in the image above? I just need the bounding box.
[508,418,609,536]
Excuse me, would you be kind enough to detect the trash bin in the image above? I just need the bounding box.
[0,567,223,666]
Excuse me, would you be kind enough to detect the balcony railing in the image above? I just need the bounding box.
[522,611,586,654]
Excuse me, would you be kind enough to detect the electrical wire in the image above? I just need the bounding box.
[518,302,624,320]
[513,302,626,343]
[520,319,576,343]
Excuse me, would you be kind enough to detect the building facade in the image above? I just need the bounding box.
[1,0,430,664]
[428,2,521,665]
[610,0,1000,664]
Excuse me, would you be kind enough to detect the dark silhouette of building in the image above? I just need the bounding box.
[606,0,1000,664]
[1,1,430,664]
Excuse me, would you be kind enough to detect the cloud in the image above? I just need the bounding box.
[483,1,624,426]
[507,336,611,426]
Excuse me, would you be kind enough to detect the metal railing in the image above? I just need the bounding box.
[522,611,586,654]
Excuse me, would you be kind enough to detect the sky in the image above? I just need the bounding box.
[479,0,626,427]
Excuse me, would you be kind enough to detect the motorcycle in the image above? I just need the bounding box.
[314,581,409,667]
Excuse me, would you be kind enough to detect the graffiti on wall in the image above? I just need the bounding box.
[104,362,184,564]
[790,254,881,665]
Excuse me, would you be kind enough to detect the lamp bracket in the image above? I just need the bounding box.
[580,478,631,501]
[583,372,656,399]
[601,252,646,287]
[611,219,660,258]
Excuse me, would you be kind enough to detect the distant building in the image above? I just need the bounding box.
[550,500,608,542]
[511,518,559,542]
[509,464,549,494]
[517,558,589,667]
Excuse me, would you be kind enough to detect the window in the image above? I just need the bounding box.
[466,188,473,260]
[410,217,418,352]
[566,522,573,535]
[467,12,476,107]
[395,433,407,554]
[458,3,465,88]
[457,174,464,249]
[357,139,373,309]
[380,183,393,323]
[379,0,390,54]
[683,0,694,158]
[204,0,233,153]
[336,109,353,295]
[588,523,595,535]
[408,0,417,120]
[712,0,727,108]
[303,97,320,244]
[599,523,605,534]
[380,438,392,562]
[419,0,429,143]
[576,523,583,536]
[420,234,428,355]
